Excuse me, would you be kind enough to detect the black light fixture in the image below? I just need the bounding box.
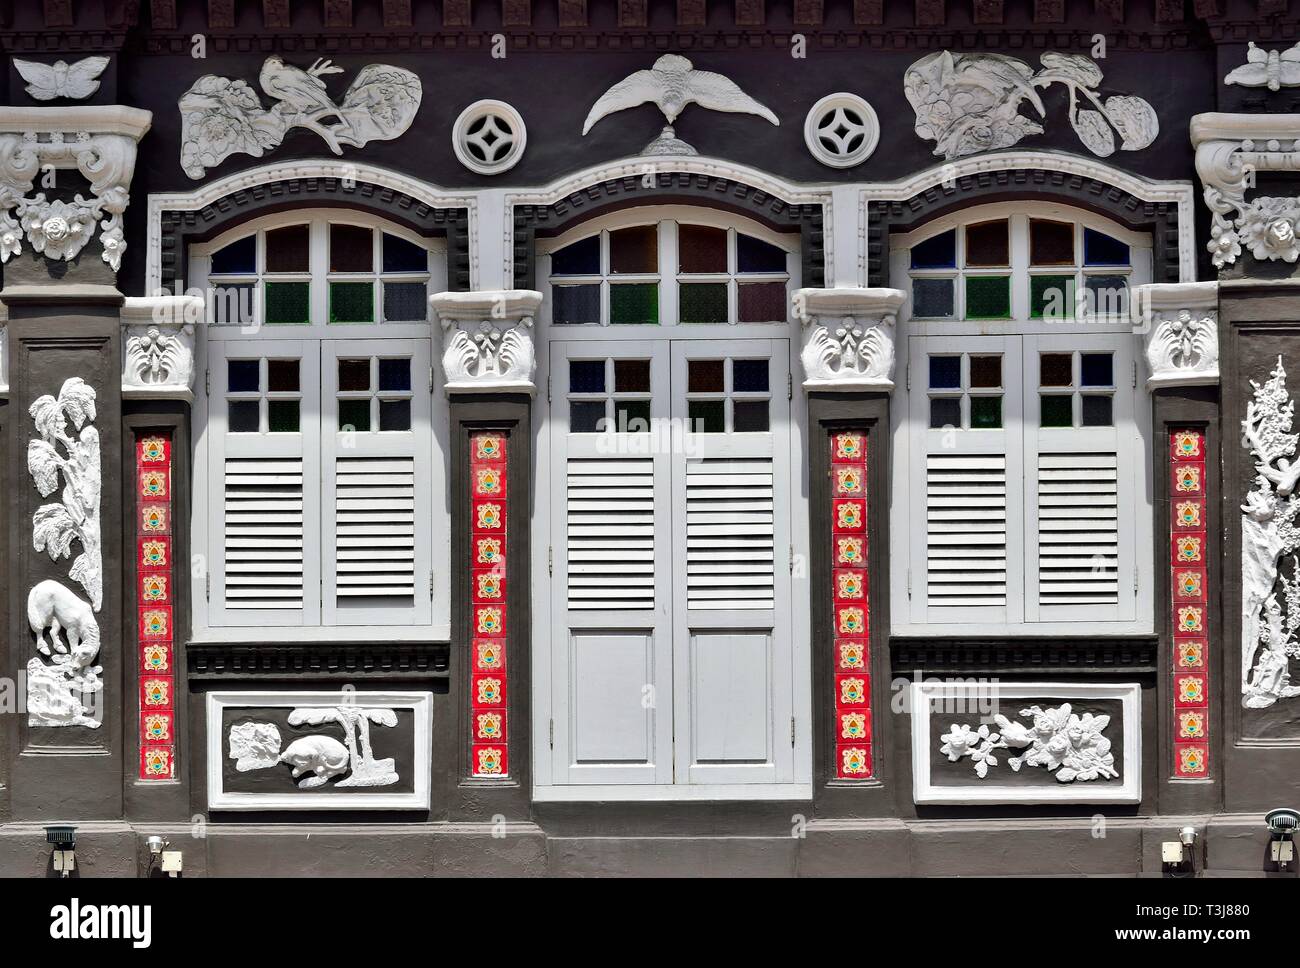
[1266,808,1300,871]
[44,825,77,878]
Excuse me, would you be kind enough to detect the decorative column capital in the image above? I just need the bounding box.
[1134,281,1219,390]
[431,289,541,395]
[794,287,907,392]
[121,295,203,401]
[1191,113,1300,270]
[0,106,152,274]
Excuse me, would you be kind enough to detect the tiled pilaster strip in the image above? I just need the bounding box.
[831,430,872,778]
[470,432,509,777]
[137,433,177,780]
[1171,428,1210,778]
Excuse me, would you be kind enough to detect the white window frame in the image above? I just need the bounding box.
[889,202,1153,637]
[190,210,450,643]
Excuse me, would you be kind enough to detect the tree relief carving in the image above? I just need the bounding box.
[228,706,400,790]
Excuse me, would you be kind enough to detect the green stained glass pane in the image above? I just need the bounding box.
[268,400,300,433]
[264,282,309,324]
[688,400,725,433]
[338,398,371,432]
[680,283,727,324]
[965,276,1010,319]
[610,284,658,325]
[330,282,375,323]
[1031,274,1074,319]
[1040,394,1073,428]
[970,396,1002,429]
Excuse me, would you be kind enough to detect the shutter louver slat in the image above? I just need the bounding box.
[223,457,305,609]
[332,456,417,601]
[567,458,656,610]
[1036,452,1119,606]
[926,455,1008,607]
[686,459,775,610]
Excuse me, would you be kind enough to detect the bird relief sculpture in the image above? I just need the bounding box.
[583,54,778,156]
[25,378,104,728]
[940,704,1118,783]
[178,57,422,179]
[228,706,400,790]
[904,51,1159,161]
[1241,356,1300,709]
[13,56,110,101]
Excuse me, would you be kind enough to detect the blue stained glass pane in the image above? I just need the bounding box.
[227,360,260,393]
[1083,228,1130,266]
[569,360,606,394]
[382,233,428,273]
[211,235,257,275]
[929,356,961,389]
[737,234,786,273]
[910,230,957,269]
[551,236,600,275]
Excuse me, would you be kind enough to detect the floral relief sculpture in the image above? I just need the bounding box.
[179,57,422,178]
[940,704,1118,783]
[904,51,1158,160]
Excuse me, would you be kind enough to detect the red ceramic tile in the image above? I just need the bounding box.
[1171,498,1205,531]
[832,464,867,497]
[139,537,170,571]
[472,743,508,777]
[833,568,868,602]
[1174,602,1206,636]
[835,604,867,637]
[1171,461,1205,498]
[472,673,506,708]
[472,567,507,603]
[473,604,505,637]
[472,434,506,464]
[1174,673,1207,708]
[1175,743,1208,778]
[140,503,170,535]
[831,432,866,463]
[140,675,174,711]
[1172,567,1207,602]
[140,572,170,605]
[141,641,173,675]
[140,466,169,500]
[835,672,869,708]
[1174,637,1207,669]
[473,709,506,743]
[1175,707,1209,743]
[141,710,175,745]
[139,745,175,781]
[473,639,506,672]
[1170,430,1204,461]
[832,498,866,534]
[835,638,868,671]
[139,604,173,640]
[838,709,872,744]
[472,498,506,533]
[1171,532,1205,566]
[473,535,505,567]
[833,535,866,567]
[138,435,171,464]
[836,744,872,779]
[472,464,507,498]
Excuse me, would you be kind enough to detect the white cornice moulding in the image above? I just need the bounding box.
[795,287,906,391]
[1133,280,1220,389]
[1192,112,1300,269]
[431,289,542,395]
[120,294,202,401]
[0,105,152,273]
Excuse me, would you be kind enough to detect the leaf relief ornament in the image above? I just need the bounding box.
[939,703,1118,783]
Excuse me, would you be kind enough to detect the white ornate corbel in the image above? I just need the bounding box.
[121,295,203,401]
[0,105,151,273]
[794,287,907,391]
[1192,113,1300,269]
[430,290,541,394]
[1133,281,1219,389]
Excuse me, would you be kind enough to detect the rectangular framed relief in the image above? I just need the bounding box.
[207,691,432,810]
[910,681,1141,805]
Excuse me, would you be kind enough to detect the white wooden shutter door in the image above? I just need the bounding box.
[208,340,321,626]
[670,340,793,785]
[550,342,673,785]
[909,336,1024,626]
[320,339,433,626]
[1023,335,1138,622]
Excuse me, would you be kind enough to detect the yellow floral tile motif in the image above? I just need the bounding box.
[1173,431,1202,458]
[142,609,169,637]
[1177,640,1204,668]
[144,713,172,742]
[475,641,503,670]
[476,677,503,705]
[1175,536,1202,562]
[142,644,170,672]
[835,502,863,530]
[1174,465,1201,492]
[1178,710,1206,739]
[475,712,503,740]
[141,540,167,568]
[143,749,172,776]
[835,467,864,495]
[1179,746,1206,775]
[140,437,167,462]
[839,712,868,740]
[475,746,504,775]
[1176,571,1203,598]
[475,468,503,494]
[839,676,866,704]
[838,641,865,669]
[475,436,503,461]
[1175,501,1202,528]
[1177,605,1204,633]
[836,571,865,599]
[476,537,502,565]
[476,607,503,635]
[1177,675,1205,704]
[840,747,870,775]
[837,607,865,635]
[834,433,863,460]
[141,506,168,532]
[141,574,167,602]
[476,572,503,599]
[836,536,864,565]
[141,470,168,498]
[143,679,170,707]
[476,502,503,529]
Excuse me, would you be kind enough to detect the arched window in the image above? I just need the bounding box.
[190,210,449,638]
[539,206,797,327]
[889,202,1153,635]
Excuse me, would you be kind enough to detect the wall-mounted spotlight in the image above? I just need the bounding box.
[1160,825,1197,876]
[146,835,183,878]
[45,825,77,878]
[1266,808,1299,870]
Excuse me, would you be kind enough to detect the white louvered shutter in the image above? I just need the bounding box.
[685,459,776,610]
[321,339,433,626]
[566,458,656,610]
[1024,336,1138,622]
[924,455,1009,610]
[208,340,321,626]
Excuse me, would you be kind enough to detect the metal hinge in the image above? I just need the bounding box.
[1132,360,1138,388]
[1133,565,1139,593]
[787,372,793,400]
[204,368,210,395]
[790,717,796,748]
[905,363,910,390]
[906,567,912,598]
[205,571,210,601]
[548,719,554,749]
[429,365,435,392]
[547,373,552,403]
[547,545,553,577]
[429,571,435,599]
[789,544,795,575]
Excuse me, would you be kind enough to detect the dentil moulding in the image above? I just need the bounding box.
[794,287,907,391]
[1132,281,1219,389]
[0,105,151,273]
[430,289,542,394]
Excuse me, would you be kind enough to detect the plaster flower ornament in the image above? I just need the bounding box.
[940,703,1118,783]
[19,197,97,262]
[1238,199,1300,263]
[1208,222,1243,269]
[939,723,982,760]
[904,50,1158,160]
